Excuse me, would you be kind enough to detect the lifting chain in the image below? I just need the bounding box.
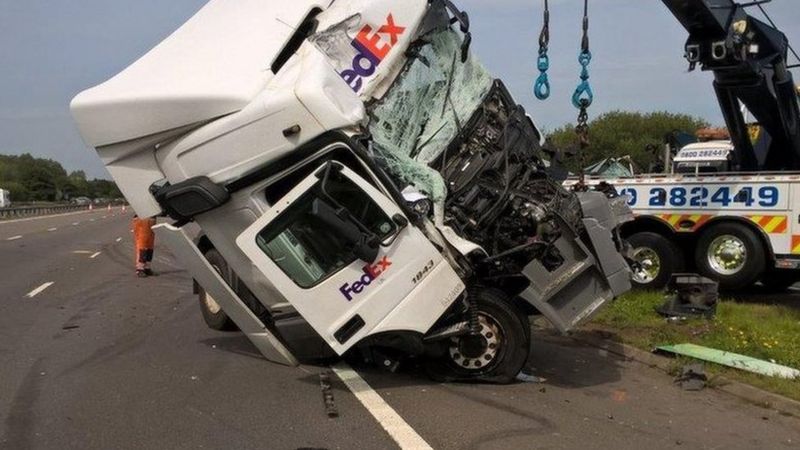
[572,0,592,184]
[534,0,551,100]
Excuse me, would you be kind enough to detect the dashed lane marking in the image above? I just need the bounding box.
[332,363,432,450]
[47,228,57,232]
[7,235,22,241]
[26,282,54,299]
[72,251,93,255]
[72,222,80,226]
[90,252,102,259]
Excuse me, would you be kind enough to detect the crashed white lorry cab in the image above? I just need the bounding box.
[71,0,632,382]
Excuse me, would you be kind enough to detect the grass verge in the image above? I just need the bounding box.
[589,290,800,401]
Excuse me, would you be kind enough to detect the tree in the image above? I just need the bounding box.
[547,111,710,171]
[0,153,122,203]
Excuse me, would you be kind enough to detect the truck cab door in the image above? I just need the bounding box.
[237,161,465,354]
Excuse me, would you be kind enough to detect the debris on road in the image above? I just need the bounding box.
[515,370,546,383]
[656,343,800,379]
[656,274,718,319]
[674,363,707,391]
[319,371,339,419]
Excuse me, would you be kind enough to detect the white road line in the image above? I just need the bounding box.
[89,252,102,259]
[26,282,54,299]
[47,227,57,232]
[72,222,80,226]
[332,363,432,450]
[72,250,93,255]
[7,235,22,241]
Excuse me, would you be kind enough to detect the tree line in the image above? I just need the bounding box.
[547,110,709,171]
[0,153,121,203]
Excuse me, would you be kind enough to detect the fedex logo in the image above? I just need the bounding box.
[340,14,406,93]
[339,256,393,301]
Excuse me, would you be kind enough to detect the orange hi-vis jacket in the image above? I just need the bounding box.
[133,217,156,250]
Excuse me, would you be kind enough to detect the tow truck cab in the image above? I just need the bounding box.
[672,141,734,175]
[70,0,632,381]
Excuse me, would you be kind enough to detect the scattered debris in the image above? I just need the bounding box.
[656,343,800,379]
[674,363,707,391]
[516,370,546,383]
[656,274,718,318]
[319,371,339,418]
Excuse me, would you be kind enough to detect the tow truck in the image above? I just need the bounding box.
[568,0,800,291]
[69,0,632,382]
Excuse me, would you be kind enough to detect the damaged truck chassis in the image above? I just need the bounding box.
[71,0,632,383]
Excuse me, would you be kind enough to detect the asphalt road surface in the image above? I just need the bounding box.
[1,210,799,449]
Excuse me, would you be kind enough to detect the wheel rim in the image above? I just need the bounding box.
[707,234,747,276]
[631,247,661,284]
[448,313,504,371]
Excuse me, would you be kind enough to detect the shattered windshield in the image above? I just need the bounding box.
[367,29,493,204]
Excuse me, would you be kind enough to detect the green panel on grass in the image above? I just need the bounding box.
[656,343,800,380]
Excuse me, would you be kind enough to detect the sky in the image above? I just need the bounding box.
[0,0,798,179]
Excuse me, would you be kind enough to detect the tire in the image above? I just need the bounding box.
[627,232,684,290]
[760,269,800,293]
[695,223,766,291]
[198,249,238,331]
[425,289,530,384]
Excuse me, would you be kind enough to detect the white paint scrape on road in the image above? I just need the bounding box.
[7,235,22,241]
[90,252,102,259]
[26,282,55,299]
[333,363,432,450]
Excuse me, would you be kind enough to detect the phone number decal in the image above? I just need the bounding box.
[619,186,781,209]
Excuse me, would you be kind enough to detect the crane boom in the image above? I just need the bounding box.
[663,0,800,171]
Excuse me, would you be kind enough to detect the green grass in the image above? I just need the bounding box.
[590,290,800,401]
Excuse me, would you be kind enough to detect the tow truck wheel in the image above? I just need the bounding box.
[198,249,237,331]
[627,232,683,290]
[425,289,529,384]
[695,223,765,290]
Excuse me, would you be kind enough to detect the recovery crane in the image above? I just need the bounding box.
[69,0,632,382]
[569,0,800,291]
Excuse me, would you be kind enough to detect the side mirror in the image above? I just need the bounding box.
[310,198,379,263]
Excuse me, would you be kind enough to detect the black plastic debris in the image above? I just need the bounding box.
[675,363,707,391]
[319,371,339,418]
[656,274,718,319]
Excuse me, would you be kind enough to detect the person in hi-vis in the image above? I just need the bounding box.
[132,215,157,277]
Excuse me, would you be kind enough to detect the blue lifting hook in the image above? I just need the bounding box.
[534,0,551,100]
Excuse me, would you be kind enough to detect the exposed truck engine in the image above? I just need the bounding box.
[70,0,632,383]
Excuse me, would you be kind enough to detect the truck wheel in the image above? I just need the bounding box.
[627,232,683,290]
[695,223,765,290]
[198,249,238,331]
[425,289,530,384]
[760,269,800,292]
